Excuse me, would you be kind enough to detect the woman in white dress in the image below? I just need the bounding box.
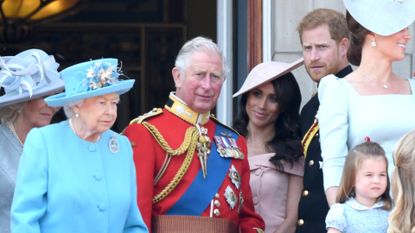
[318,0,415,206]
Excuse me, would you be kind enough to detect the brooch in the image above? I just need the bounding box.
[228,165,241,189]
[224,186,237,209]
[108,136,119,153]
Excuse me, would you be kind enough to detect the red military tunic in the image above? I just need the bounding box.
[124,94,264,233]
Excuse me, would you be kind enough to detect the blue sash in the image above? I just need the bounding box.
[166,124,235,215]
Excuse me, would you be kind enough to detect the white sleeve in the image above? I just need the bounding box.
[318,75,349,191]
[325,203,346,231]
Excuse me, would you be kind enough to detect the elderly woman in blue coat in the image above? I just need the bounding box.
[11,58,148,233]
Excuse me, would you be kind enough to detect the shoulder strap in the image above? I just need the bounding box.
[210,114,240,135]
[129,108,163,125]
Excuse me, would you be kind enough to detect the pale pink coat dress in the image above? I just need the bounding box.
[248,153,304,233]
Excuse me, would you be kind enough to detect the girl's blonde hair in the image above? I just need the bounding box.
[336,141,391,210]
[388,130,415,233]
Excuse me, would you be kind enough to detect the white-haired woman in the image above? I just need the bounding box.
[11,58,148,233]
[0,49,64,233]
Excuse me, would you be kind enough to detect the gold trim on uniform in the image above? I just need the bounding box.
[129,108,163,124]
[166,92,213,178]
[165,92,210,125]
[141,122,200,203]
[195,124,211,178]
[301,117,319,158]
[138,93,216,203]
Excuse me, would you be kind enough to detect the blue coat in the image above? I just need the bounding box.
[11,120,148,233]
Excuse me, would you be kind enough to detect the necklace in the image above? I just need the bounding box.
[6,121,23,146]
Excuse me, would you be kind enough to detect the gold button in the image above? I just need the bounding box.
[297,219,304,226]
[308,160,314,166]
[303,190,309,196]
[215,193,220,198]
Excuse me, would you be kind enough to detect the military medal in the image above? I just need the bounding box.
[227,137,244,159]
[228,165,241,189]
[224,186,237,209]
[214,136,227,157]
[108,135,119,153]
[196,125,210,178]
[214,134,244,159]
[238,191,244,213]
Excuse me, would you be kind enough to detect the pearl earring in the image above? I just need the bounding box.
[75,113,80,118]
[370,39,377,47]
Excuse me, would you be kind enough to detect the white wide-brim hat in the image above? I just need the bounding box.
[344,0,415,36]
[0,49,64,108]
[233,58,304,97]
[45,58,134,107]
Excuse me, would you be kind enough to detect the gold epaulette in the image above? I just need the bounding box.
[129,108,163,125]
[209,114,240,136]
[302,118,319,159]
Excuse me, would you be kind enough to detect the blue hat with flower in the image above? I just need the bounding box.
[0,48,64,108]
[45,58,135,107]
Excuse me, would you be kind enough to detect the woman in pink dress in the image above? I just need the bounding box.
[233,59,304,233]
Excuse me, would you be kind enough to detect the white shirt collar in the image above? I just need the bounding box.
[345,197,385,210]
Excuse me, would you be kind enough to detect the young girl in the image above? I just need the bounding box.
[325,141,392,233]
[388,130,415,233]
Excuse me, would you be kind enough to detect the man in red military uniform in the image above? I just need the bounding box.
[124,36,265,233]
